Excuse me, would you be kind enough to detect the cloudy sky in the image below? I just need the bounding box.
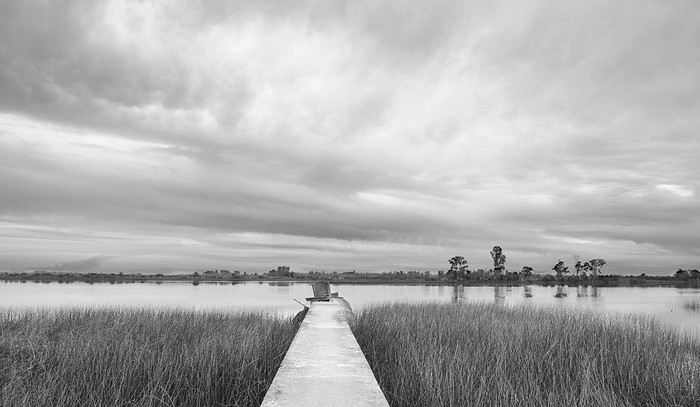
[1,0,698,275]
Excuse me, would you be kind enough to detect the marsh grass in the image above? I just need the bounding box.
[353,303,700,407]
[0,307,304,407]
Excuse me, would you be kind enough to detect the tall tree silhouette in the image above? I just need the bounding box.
[589,259,606,278]
[490,246,506,276]
[448,256,469,282]
[553,260,569,278]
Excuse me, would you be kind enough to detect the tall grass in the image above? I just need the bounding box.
[353,303,700,407]
[0,307,304,407]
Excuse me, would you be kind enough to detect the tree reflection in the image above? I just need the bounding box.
[494,286,505,305]
[576,285,600,298]
[577,285,586,297]
[452,284,464,303]
[554,285,567,298]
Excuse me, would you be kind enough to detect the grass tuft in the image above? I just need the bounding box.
[0,307,304,407]
[353,302,700,407]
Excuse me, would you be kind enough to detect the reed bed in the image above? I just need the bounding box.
[0,307,304,407]
[353,303,700,407]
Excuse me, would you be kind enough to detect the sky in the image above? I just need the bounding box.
[1,0,699,275]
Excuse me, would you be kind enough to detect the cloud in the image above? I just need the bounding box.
[38,256,112,272]
[656,184,694,198]
[0,0,699,274]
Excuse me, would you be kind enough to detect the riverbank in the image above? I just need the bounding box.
[1,271,698,288]
[0,308,304,407]
[353,303,700,407]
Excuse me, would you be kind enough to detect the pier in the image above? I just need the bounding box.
[261,297,389,407]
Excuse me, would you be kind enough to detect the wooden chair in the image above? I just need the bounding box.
[305,281,338,302]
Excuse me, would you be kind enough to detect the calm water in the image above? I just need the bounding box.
[2,281,699,340]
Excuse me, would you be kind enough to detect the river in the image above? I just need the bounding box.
[1,281,699,340]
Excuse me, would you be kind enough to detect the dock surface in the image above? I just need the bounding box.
[261,298,389,407]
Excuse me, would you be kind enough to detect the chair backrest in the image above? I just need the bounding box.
[312,281,331,298]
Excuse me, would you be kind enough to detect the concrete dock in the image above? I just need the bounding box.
[261,298,389,407]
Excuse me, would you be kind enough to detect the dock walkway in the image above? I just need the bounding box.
[261,298,389,407]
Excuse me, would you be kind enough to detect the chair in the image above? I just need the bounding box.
[305,281,337,302]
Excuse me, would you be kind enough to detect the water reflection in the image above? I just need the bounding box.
[554,285,567,298]
[2,281,700,340]
[577,285,600,298]
[494,286,505,305]
[452,285,464,303]
[683,300,700,313]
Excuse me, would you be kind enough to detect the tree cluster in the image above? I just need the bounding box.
[573,259,607,278]
[446,247,607,282]
[675,269,700,279]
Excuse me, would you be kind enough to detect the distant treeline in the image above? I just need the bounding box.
[1,268,699,287]
[4,245,698,285]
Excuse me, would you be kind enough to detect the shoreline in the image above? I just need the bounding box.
[1,273,699,288]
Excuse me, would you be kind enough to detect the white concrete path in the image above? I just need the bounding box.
[261,299,389,407]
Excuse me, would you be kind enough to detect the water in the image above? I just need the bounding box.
[2,281,699,340]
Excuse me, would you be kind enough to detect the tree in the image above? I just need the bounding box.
[521,266,533,277]
[581,261,592,276]
[676,269,700,279]
[574,261,583,276]
[490,246,506,276]
[553,260,568,278]
[588,259,606,278]
[448,256,469,282]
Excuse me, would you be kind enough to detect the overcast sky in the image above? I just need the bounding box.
[1,0,699,275]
